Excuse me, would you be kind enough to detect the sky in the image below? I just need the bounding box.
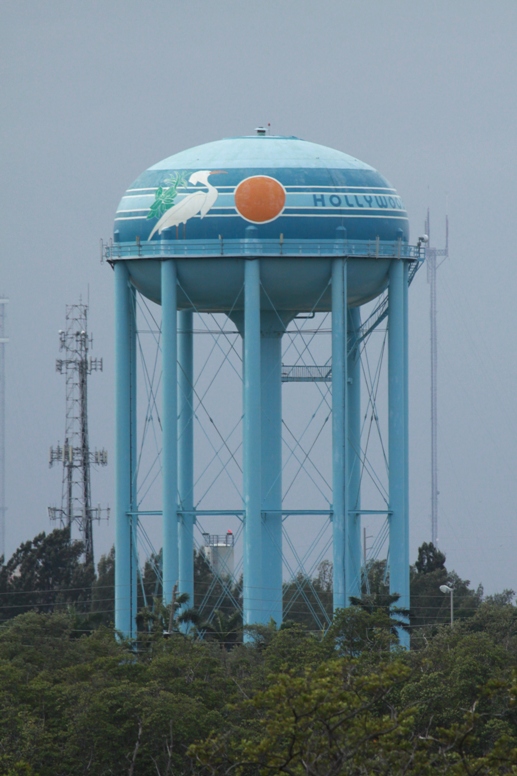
[1,0,517,595]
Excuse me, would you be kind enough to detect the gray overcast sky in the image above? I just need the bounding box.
[1,0,517,594]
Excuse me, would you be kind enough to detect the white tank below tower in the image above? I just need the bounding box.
[202,532,235,578]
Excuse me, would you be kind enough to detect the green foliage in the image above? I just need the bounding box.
[325,605,399,656]
[146,171,189,221]
[194,549,243,629]
[410,559,449,630]
[2,602,517,773]
[91,545,114,624]
[190,658,435,775]
[0,611,230,775]
[136,587,199,650]
[448,570,484,619]
[0,528,94,623]
[281,561,333,630]
[362,558,390,595]
[463,600,517,653]
[403,627,511,735]
[410,543,483,637]
[3,531,517,773]
[484,589,515,607]
[261,621,329,674]
[202,608,242,648]
[415,541,446,574]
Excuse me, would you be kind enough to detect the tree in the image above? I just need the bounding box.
[91,545,115,624]
[1,601,517,774]
[202,608,242,649]
[484,589,515,607]
[400,621,517,767]
[0,610,231,775]
[262,621,330,674]
[282,562,333,631]
[0,528,94,622]
[189,658,439,775]
[362,558,390,597]
[96,546,244,636]
[415,542,446,574]
[194,550,242,622]
[324,606,398,657]
[410,543,482,636]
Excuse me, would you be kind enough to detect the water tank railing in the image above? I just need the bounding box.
[103,238,422,261]
[202,531,235,547]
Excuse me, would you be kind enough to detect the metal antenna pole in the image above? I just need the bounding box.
[0,297,8,559]
[49,302,109,567]
[426,211,449,547]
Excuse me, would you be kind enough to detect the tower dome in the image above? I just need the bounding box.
[111,133,414,310]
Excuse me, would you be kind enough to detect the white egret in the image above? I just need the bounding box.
[148,169,227,240]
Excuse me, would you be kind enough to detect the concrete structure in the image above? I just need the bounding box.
[202,532,235,578]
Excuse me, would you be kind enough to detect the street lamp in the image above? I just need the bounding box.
[440,584,454,626]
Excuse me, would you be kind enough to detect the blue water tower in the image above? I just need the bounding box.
[108,130,422,644]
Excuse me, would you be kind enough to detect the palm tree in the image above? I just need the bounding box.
[201,609,242,649]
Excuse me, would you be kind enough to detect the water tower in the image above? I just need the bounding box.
[106,131,422,644]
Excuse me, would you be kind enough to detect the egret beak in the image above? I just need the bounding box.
[209,170,228,176]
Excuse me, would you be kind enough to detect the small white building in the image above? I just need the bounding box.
[202,531,235,578]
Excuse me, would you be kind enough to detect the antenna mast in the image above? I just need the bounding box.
[425,211,449,546]
[0,296,8,559]
[48,302,108,567]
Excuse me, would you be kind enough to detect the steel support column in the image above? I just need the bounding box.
[130,283,138,631]
[115,262,137,639]
[162,260,178,606]
[388,258,410,648]
[332,258,348,611]
[347,306,362,600]
[261,312,283,626]
[243,259,264,626]
[178,309,194,607]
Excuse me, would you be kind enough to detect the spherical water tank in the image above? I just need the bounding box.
[113,133,411,311]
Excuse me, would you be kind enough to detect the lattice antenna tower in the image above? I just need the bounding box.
[0,296,8,559]
[48,302,108,566]
[425,210,449,547]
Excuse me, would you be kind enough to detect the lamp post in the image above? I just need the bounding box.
[439,584,454,626]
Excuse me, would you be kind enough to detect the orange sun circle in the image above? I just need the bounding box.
[234,175,286,223]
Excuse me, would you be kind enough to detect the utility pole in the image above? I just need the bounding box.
[0,296,8,559]
[48,302,108,567]
[426,211,449,547]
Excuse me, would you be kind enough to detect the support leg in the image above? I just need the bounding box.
[243,259,263,627]
[178,310,194,609]
[388,259,410,648]
[261,313,283,626]
[332,258,348,611]
[130,282,138,630]
[347,306,362,600]
[162,260,178,607]
[115,262,137,639]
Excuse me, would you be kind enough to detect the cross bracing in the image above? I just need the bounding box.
[127,266,406,630]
